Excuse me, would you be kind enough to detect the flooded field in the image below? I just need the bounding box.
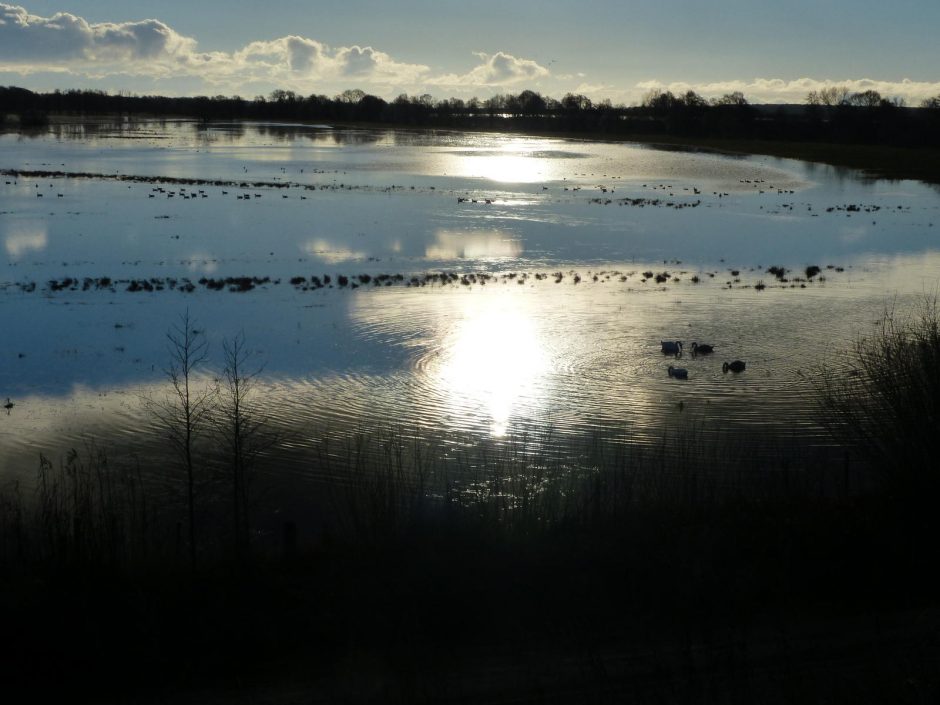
[2,119,940,483]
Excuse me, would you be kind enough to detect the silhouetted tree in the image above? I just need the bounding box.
[807,85,851,106]
[517,89,547,116]
[921,95,940,110]
[562,93,593,111]
[215,333,268,564]
[150,310,214,573]
[714,91,748,106]
[337,88,366,104]
[848,90,882,107]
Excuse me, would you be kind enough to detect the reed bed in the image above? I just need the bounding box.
[1,320,938,701]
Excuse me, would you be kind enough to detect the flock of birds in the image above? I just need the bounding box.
[662,341,745,380]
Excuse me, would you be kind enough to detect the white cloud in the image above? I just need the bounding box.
[0,3,427,91]
[0,3,195,67]
[337,46,379,76]
[2,4,937,106]
[430,52,550,88]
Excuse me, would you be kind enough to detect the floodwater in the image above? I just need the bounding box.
[2,119,940,482]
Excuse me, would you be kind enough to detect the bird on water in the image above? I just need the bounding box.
[723,360,746,373]
[668,365,689,379]
[661,340,683,356]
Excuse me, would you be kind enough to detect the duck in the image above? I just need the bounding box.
[661,340,683,356]
[723,360,746,373]
[667,365,688,379]
[691,342,714,355]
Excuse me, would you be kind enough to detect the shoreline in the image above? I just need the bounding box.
[5,113,940,185]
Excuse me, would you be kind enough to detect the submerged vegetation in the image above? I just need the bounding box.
[2,305,940,702]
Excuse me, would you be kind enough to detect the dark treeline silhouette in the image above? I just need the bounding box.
[4,84,940,148]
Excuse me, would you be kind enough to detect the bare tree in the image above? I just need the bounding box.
[807,87,849,106]
[215,333,269,562]
[337,88,366,104]
[714,91,748,106]
[150,310,214,572]
[848,90,883,108]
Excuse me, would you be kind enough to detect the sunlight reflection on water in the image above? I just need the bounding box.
[2,121,940,481]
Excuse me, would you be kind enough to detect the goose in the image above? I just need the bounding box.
[667,365,688,379]
[661,340,683,356]
[691,342,714,355]
[3,397,13,411]
[723,360,746,373]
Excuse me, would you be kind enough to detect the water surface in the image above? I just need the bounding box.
[2,120,939,481]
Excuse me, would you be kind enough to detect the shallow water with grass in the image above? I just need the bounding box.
[2,119,940,483]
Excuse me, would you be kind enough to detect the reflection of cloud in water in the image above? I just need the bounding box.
[5,229,48,258]
[303,238,367,264]
[426,230,522,260]
[184,253,218,274]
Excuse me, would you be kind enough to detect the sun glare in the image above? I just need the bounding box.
[434,295,550,436]
[443,140,561,184]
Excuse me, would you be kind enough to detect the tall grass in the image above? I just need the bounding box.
[0,445,170,573]
[818,298,940,504]
[1,419,839,573]
[310,420,842,550]
[1,408,934,701]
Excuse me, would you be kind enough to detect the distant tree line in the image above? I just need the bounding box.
[3,84,940,148]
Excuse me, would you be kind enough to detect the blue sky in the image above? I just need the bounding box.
[2,1,939,104]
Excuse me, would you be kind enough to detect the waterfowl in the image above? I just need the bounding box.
[661,340,683,356]
[3,397,13,411]
[667,366,688,379]
[691,342,714,355]
[723,360,746,373]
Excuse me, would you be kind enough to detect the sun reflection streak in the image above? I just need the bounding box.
[434,296,550,436]
[442,140,563,183]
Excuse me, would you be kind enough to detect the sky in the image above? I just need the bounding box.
[1,0,939,105]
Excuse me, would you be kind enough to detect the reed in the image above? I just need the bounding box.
[0,444,170,573]
[0,415,933,702]
[817,296,940,508]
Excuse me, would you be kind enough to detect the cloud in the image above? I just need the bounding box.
[4,4,936,106]
[333,45,428,84]
[337,46,378,76]
[430,52,550,88]
[0,3,427,90]
[0,3,195,68]
[633,77,940,105]
[285,36,322,73]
